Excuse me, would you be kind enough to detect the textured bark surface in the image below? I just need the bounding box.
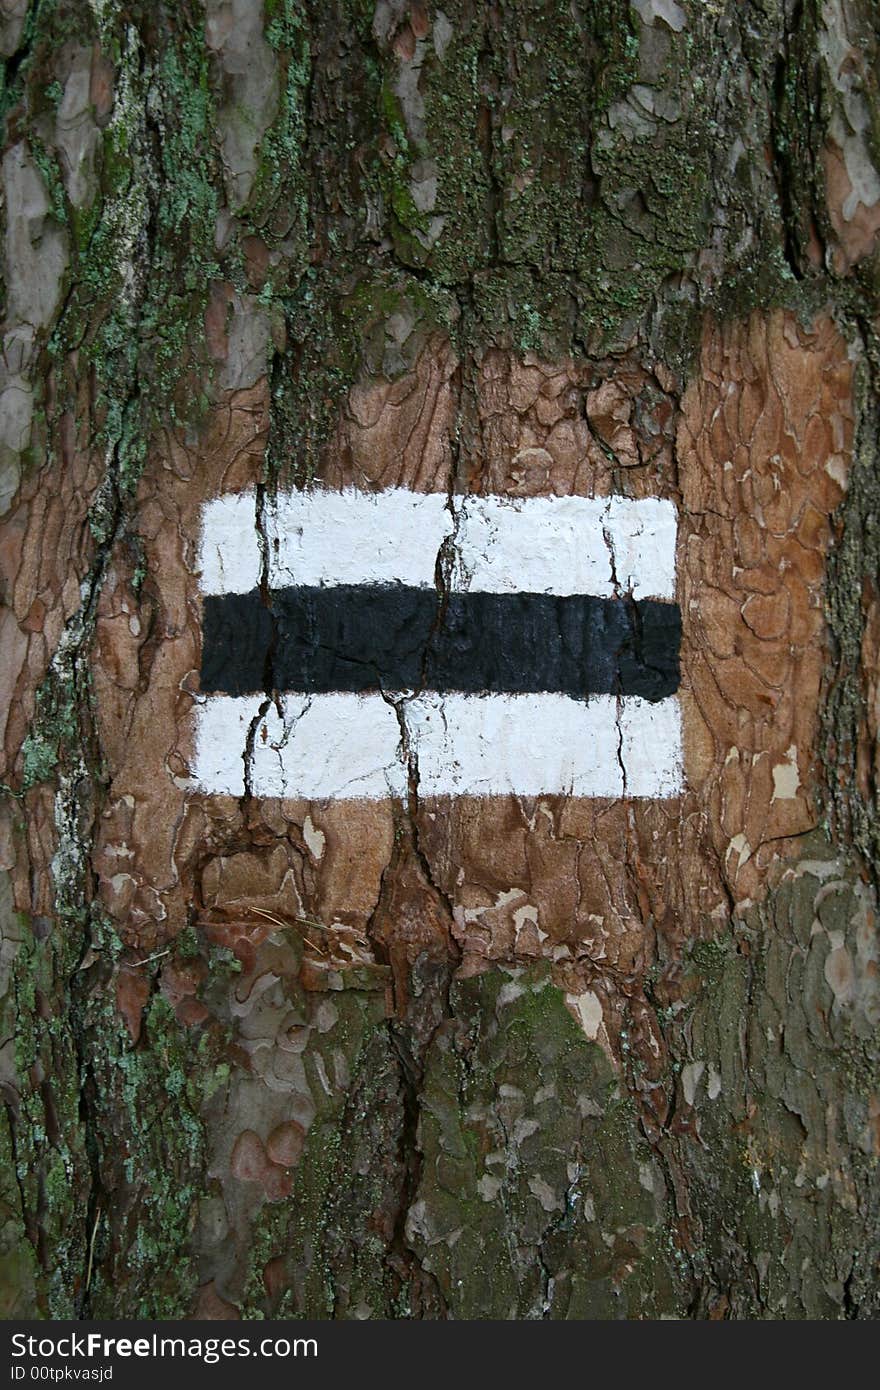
[1,0,879,1318]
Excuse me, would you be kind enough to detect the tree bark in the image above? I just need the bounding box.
[1,0,879,1319]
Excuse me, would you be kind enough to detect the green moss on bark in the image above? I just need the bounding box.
[408,964,683,1318]
[675,845,880,1318]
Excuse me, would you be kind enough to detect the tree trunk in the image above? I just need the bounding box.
[1,0,878,1320]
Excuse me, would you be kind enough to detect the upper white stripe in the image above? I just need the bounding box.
[267,488,452,591]
[198,493,261,596]
[452,494,676,600]
[198,489,677,599]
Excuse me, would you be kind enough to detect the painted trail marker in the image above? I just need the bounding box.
[193,489,683,800]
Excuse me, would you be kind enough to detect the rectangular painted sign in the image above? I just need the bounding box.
[192,488,683,800]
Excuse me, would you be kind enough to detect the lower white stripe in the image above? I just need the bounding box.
[192,694,262,798]
[405,692,682,798]
[192,693,682,800]
[191,693,407,800]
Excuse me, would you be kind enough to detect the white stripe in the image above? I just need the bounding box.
[192,693,407,800]
[603,495,677,602]
[266,489,452,591]
[199,489,677,599]
[198,493,261,596]
[618,694,684,797]
[452,494,677,600]
[405,693,682,797]
[192,693,264,796]
[250,694,408,800]
[191,693,682,800]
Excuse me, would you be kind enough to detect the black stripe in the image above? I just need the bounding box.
[201,587,681,701]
